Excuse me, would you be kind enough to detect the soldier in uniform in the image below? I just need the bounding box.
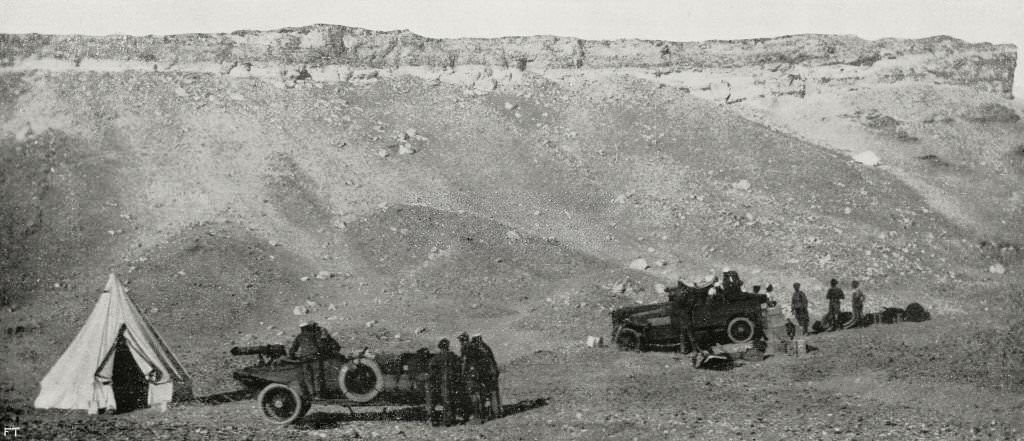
[668,282,699,355]
[458,333,501,422]
[289,322,323,396]
[456,332,475,422]
[427,338,461,426]
[790,283,809,336]
[850,280,865,327]
[826,278,845,331]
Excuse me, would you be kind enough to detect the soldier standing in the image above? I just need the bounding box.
[456,332,476,422]
[289,322,323,396]
[669,283,699,354]
[826,279,845,331]
[428,339,461,426]
[851,280,865,327]
[790,283,809,336]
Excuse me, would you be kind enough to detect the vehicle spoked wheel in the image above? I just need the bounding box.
[614,327,643,351]
[257,383,306,424]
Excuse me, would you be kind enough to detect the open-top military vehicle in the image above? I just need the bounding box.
[230,342,500,425]
[610,271,771,350]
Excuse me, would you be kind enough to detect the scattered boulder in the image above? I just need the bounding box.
[506,230,522,241]
[316,271,333,280]
[327,303,337,311]
[629,258,649,271]
[611,277,643,294]
[377,149,390,158]
[414,327,427,334]
[653,283,667,294]
[731,179,751,191]
[174,87,188,97]
[365,320,377,328]
[853,151,880,166]
[398,143,416,155]
[293,305,308,315]
[13,123,33,142]
[585,336,604,348]
[300,276,310,282]
[989,263,1006,274]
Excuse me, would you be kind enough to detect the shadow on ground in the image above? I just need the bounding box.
[194,390,256,405]
[294,398,550,429]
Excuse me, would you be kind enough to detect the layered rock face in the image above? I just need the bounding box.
[0,24,1016,98]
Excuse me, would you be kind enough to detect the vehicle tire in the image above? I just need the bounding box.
[614,327,643,351]
[726,317,755,343]
[257,383,306,424]
[339,358,384,403]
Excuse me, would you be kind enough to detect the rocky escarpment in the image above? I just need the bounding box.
[0,24,1017,98]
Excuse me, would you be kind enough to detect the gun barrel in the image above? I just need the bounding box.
[230,344,287,357]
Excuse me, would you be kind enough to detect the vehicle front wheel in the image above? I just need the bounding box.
[726,317,755,343]
[257,383,306,424]
[614,327,643,351]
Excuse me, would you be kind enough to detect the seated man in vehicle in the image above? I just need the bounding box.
[720,270,745,299]
[289,322,325,396]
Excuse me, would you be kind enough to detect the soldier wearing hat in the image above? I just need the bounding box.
[850,280,865,327]
[825,278,845,331]
[791,283,809,335]
[289,322,324,396]
[668,281,699,354]
[427,338,462,426]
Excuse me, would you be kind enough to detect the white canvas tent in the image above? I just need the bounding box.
[34,274,193,413]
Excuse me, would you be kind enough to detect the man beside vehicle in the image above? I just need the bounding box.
[289,322,324,396]
[428,338,462,426]
[790,283,809,336]
[668,281,699,355]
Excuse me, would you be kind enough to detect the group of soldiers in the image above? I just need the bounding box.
[789,278,866,335]
[669,272,868,354]
[286,322,501,425]
[426,332,501,426]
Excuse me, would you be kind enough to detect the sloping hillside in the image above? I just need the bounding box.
[1,26,1022,439]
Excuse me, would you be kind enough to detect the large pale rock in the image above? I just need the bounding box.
[853,151,881,166]
[629,258,649,271]
[989,263,1006,274]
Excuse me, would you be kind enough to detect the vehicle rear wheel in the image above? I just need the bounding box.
[339,358,384,403]
[614,327,643,351]
[257,383,306,424]
[726,317,755,343]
